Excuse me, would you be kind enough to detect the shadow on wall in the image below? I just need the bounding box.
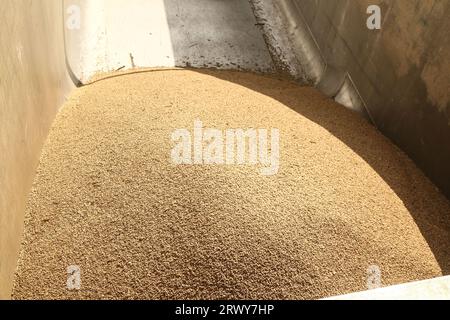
[65,0,274,83]
[287,0,450,201]
[162,0,273,72]
[186,68,450,276]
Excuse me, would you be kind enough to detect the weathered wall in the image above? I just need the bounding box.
[64,0,274,83]
[0,0,74,299]
[275,0,450,199]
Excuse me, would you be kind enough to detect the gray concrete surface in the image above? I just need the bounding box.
[65,0,275,83]
[0,0,74,299]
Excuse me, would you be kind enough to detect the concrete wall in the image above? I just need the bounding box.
[274,0,450,199]
[0,0,74,299]
[65,0,274,83]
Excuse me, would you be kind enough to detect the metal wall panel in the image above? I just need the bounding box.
[278,0,450,198]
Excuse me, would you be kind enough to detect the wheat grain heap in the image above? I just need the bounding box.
[13,69,450,299]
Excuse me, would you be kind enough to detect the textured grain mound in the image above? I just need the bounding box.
[13,69,450,299]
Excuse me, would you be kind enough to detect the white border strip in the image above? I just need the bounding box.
[324,276,450,300]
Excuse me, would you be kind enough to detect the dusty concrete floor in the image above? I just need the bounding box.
[13,69,450,299]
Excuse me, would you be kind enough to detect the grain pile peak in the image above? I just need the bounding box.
[13,69,450,299]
